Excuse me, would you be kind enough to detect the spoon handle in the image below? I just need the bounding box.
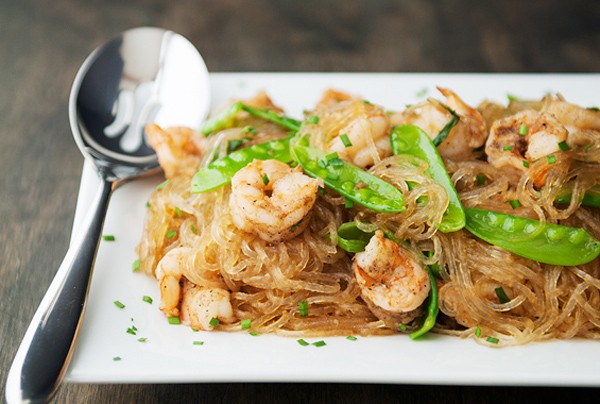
[6,177,112,404]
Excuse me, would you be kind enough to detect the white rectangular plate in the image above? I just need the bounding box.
[66,73,600,386]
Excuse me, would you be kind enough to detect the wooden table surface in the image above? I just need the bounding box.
[2,0,599,402]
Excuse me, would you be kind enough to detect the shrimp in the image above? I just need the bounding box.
[229,159,324,243]
[391,87,487,160]
[353,231,430,319]
[297,90,392,168]
[146,124,206,178]
[541,95,600,133]
[180,280,235,330]
[155,247,193,317]
[485,110,567,177]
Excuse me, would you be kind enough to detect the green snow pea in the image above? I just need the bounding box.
[391,125,465,232]
[336,222,375,253]
[191,137,292,193]
[199,102,302,136]
[555,185,600,208]
[292,144,405,213]
[409,268,439,340]
[464,207,600,266]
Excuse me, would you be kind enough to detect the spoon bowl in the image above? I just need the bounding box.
[6,27,210,403]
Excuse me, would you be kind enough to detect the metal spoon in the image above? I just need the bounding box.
[6,27,210,403]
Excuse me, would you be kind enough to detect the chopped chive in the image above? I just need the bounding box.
[156,179,170,190]
[399,324,407,331]
[241,319,252,330]
[190,224,197,234]
[126,327,136,335]
[416,87,428,98]
[167,316,180,325]
[132,259,140,272]
[587,106,600,112]
[340,133,352,147]
[298,301,309,317]
[317,158,328,169]
[346,335,358,341]
[486,336,500,344]
[522,160,530,168]
[262,173,270,186]
[476,174,486,186]
[142,295,153,304]
[113,300,125,309]
[363,99,372,104]
[326,152,339,161]
[495,287,510,303]
[137,337,148,343]
[344,198,354,209]
[165,229,177,239]
[318,186,326,195]
[113,356,122,361]
[193,341,205,346]
[519,124,528,136]
[312,340,327,347]
[131,325,138,331]
[475,326,481,338]
[191,327,199,332]
[102,235,116,241]
[242,125,257,134]
[546,155,557,164]
[145,201,151,209]
[209,317,220,327]
[175,207,182,217]
[507,199,522,209]
[558,141,570,151]
[308,115,319,124]
[297,339,309,346]
[507,94,518,102]
[249,331,260,336]
[502,145,513,151]
[328,157,344,167]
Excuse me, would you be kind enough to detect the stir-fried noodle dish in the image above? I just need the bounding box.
[137,87,600,347]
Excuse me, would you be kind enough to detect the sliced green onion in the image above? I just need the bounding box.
[137,337,148,343]
[399,324,407,331]
[503,145,513,151]
[312,340,327,347]
[507,94,518,102]
[156,179,170,190]
[308,115,319,124]
[248,331,260,336]
[145,201,151,209]
[113,300,125,309]
[165,229,177,239]
[346,335,358,341]
[142,295,153,304]
[475,326,481,338]
[193,341,205,346]
[175,207,182,217]
[113,356,122,362]
[486,336,500,344]
[242,125,257,134]
[126,327,136,335]
[241,319,252,330]
[519,124,528,136]
[494,287,510,303]
[558,141,570,151]
[103,235,116,241]
[432,103,459,146]
[209,317,220,327]
[132,259,141,272]
[476,174,486,186]
[297,339,309,346]
[262,173,270,186]
[298,301,309,317]
[167,316,180,325]
[507,200,522,209]
[522,160,530,168]
[190,224,197,234]
[340,133,352,147]
[547,155,557,164]
[344,198,354,209]
[325,152,339,161]
[328,157,344,167]
[363,99,372,105]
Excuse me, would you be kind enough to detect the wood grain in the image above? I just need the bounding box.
[1,0,599,403]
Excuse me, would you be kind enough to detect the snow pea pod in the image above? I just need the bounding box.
[191,137,292,193]
[336,222,375,253]
[464,207,600,266]
[199,102,301,136]
[391,125,465,233]
[409,269,439,340]
[555,185,600,208]
[292,144,405,213]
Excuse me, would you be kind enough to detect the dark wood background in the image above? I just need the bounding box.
[2,0,599,402]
